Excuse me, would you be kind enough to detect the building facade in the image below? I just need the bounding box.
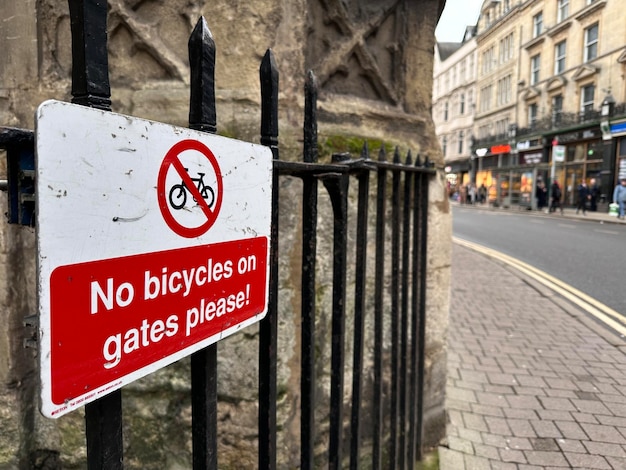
[433,27,478,199]
[435,0,626,210]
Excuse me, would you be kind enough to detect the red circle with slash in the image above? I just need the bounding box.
[157,139,223,238]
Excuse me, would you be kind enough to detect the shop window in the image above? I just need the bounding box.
[619,137,626,157]
[566,144,586,162]
[586,160,602,174]
[586,141,603,160]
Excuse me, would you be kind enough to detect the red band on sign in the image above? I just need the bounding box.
[49,237,268,405]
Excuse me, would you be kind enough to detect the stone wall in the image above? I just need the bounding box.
[0,0,450,468]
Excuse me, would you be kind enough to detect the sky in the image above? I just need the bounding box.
[435,0,483,43]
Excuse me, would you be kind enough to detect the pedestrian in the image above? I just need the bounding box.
[478,183,487,204]
[550,180,563,214]
[468,183,476,205]
[589,178,599,211]
[535,181,547,212]
[459,184,467,204]
[612,178,626,219]
[576,181,590,215]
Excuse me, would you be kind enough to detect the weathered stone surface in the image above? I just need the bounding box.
[0,0,449,468]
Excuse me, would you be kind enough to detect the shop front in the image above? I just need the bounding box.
[610,122,626,193]
[472,125,608,210]
[547,127,606,209]
[444,158,470,199]
[474,143,513,207]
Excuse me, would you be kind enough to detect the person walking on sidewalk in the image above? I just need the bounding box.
[576,181,590,215]
[550,180,563,214]
[613,178,626,219]
[536,180,548,212]
[589,178,599,211]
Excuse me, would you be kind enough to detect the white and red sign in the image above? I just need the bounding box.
[35,100,273,418]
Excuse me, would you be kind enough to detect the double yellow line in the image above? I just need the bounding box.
[453,237,626,338]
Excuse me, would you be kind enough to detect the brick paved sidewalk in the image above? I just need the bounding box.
[440,244,626,470]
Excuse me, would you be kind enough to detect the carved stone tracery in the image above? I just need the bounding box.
[306,0,405,105]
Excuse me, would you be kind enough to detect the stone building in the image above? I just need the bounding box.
[0,0,450,468]
[433,27,478,199]
[436,0,626,210]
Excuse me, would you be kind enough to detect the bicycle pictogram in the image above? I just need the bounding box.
[168,169,215,210]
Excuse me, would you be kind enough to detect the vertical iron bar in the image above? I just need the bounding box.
[389,147,402,468]
[68,0,112,110]
[415,169,430,462]
[399,152,413,470]
[408,161,421,469]
[324,153,350,470]
[84,391,123,470]
[301,70,319,470]
[189,18,217,133]
[349,144,370,470]
[188,17,218,470]
[372,147,387,470]
[259,49,279,470]
[68,2,122,468]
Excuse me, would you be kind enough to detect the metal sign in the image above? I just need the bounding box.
[553,145,566,162]
[35,100,273,418]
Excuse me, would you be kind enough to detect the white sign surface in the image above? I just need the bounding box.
[35,100,272,418]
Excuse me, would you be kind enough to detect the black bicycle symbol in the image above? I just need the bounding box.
[168,169,215,210]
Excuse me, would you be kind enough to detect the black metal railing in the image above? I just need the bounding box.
[0,1,435,468]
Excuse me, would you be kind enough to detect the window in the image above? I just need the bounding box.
[444,102,449,121]
[499,33,514,64]
[584,23,599,62]
[482,47,495,75]
[533,12,543,38]
[580,84,595,116]
[458,131,464,154]
[460,93,466,114]
[554,41,566,74]
[552,94,563,124]
[442,136,447,156]
[460,59,466,83]
[495,118,510,136]
[557,0,569,22]
[497,75,512,105]
[528,103,538,126]
[530,54,541,85]
[480,85,492,112]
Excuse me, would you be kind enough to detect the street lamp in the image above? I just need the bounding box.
[601,93,616,140]
[601,93,616,118]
